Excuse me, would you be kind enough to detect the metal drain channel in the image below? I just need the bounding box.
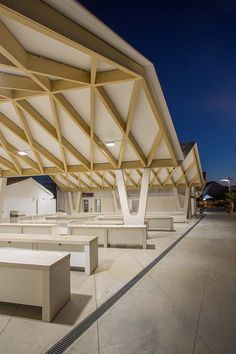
[46,215,206,354]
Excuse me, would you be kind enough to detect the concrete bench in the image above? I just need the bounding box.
[0,223,60,235]
[96,215,123,222]
[68,224,147,249]
[0,248,70,322]
[96,214,174,231]
[147,212,187,223]
[0,234,98,275]
[45,215,97,224]
[146,216,174,231]
[85,220,124,225]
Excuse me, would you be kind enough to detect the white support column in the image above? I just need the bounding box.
[190,187,197,216]
[183,186,190,218]
[115,168,150,225]
[68,192,74,215]
[112,189,120,212]
[173,188,182,211]
[68,191,81,214]
[75,191,81,213]
[0,178,7,220]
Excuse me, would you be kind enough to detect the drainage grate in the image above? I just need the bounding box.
[46,215,206,354]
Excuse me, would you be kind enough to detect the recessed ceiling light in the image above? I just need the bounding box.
[105,142,115,147]
[17,151,28,156]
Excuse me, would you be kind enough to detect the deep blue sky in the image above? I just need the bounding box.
[79,0,236,182]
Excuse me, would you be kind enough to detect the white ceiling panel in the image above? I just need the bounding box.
[130,89,157,156]
[26,95,54,125]
[63,88,91,125]
[0,102,23,128]
[1,16,91,71]
[104,81,134,122]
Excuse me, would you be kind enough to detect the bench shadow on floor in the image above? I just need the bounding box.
[0,294,92,326]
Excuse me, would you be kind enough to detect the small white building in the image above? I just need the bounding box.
[0,178,56,221]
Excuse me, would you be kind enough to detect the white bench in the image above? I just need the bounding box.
[146,212,187,223]
[68,224,147,249]
[0,234,98,275]
[0,248,70,322]
[96,214,174,231]
[85,220,124,225]
[45,215,97,224]
[0,223,60,235]
[146,216,174,231]
[96,215,123,222]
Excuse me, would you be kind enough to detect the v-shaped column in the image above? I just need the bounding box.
[68,191,81,214]
[115,169,150,225]
[0,178,7,220]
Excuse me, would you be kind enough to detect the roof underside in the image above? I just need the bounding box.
[0,0,204,190]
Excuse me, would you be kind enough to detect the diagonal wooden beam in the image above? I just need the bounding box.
[77,174,90,189]
[0,72,43,91]
[141,79,179,166]
[0,53,13,68]
[49,95,70,187]
[184,160,195,176]
[50,175,69,191]
[95,171,113,188]
[0,109,64,172]
[70,173,82,190]
[17,100,90,170]
[150,168,162,187]
[0,20,50,92]
[0,88,13,99]
[60,174,78,190]
[124,170,137,188]
[0,155,18,174]
[118,81,141,168]
[13,102,44,174]
[96,86,146,166]
[189,174,198,186]
[84,172,102,189]
[0,139,40,173]
[147,130,163,167]
[0,1,143,78]
[0,129,22,174]
[192,146,204,185]
[54,93,118,167]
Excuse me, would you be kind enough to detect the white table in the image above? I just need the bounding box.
[69,224,147,249]
[0,223,60,235]
[0,234,98,275]
[0,249,70,322]
[146,216,174,231]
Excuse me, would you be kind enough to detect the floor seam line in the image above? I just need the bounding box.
[0,304,21,337]
[44,215,205,354]
[192,215,216,354]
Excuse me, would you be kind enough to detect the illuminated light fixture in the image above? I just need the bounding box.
[17,151,28,156]
[105,141,115,147]
[220,178,231,184]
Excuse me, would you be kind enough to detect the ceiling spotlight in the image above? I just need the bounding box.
[17,151,28,156]
[105,141,115,147]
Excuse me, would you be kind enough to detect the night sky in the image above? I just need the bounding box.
[79,0,236,183]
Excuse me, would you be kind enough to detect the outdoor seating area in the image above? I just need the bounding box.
[0,1,221,353]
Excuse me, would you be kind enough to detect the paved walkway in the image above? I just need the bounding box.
[0,220,197,354]
[64,211,236,354]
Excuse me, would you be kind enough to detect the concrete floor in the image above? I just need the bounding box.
[1,212,235,353]
[63,211,236,354]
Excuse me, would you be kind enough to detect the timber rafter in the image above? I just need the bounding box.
[0,2,204,193]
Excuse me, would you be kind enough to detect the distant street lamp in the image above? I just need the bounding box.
[220,177,233,212]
